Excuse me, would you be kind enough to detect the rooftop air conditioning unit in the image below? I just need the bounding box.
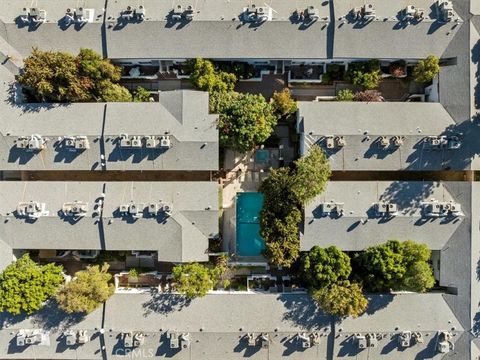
[169,332,180,348]
[260,333,269,349]
[145,136,158,149]
[366,333,378,348]
[21,8,30,23]
[160,135,171,148]
[298,333,311,348]
[16,136,30,149]
[311,332,321,345]
[120,134,131,147]
[133,333,145,347]
[119,204,130,213]
[122,6,135,20]
[75,7,87,23]
[437,331,454,353]
[247,333,256,347]
[65,8,75,22]
[29,8,46,23]
[129,203,144,218]
[130,136,142,148]
[399,331,412,348]
[24,134,46,151]
[406,5,416,18]
[135,5,146,20]
[429,136,441,147]
[355,334,367,350]
[64,330,76,346]
[180,333,190,349]
[124,332,133,348]
[412,332,424,344]
[16,331,27,346]
[75,136,90,150]
[63,201,88,217]
[172,5,183,20]
[335,136,346,147]
[147,203,159,215]
[443,202,461,214]
[18,201,47,218]
[77,330,89,344]
[306,6,320,21]
[379,136,389,148]
[363,4,375,19]
[391,136,404,147]
[447,136,461,150]
[184,5,195,20]
[325,136,335,149]
[163,204,173,215]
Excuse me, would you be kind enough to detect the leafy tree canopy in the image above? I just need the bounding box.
[345,60,381,90]
[313,282,368,318]
[300,246,351,288]
[189,58,237,93]
[413,55,440,83]
[19,48,132,102]
[172,263,219,299]
[0,254,64,315]
[353,240,435,292]
[211,91,278,153]
[271,88,297,118]
[56,263,114,314]
[292,145,331,204]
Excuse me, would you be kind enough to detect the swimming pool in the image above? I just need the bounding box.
[236,192,265,257]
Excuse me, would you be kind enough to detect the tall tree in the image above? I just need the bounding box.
[56,264,115,314]
[0,254,64,315]
[172,263,216,299]
[313,282,368,318]
[353,240,435,292]
[292,145,331,204]
[211,91,277,153]
[189,58,237,93]
[300,246,352,289]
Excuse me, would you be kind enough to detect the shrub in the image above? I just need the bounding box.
[389,60,406,77]
[133,86,152,102]
[300,246,351,288]
[211,91,277,153]
[345,61,381,90]
[56,264,115,314]
[336,89,355,101]
[313,282,368,318]
[0,254,64,315]
[413,55,440,83]
[354,90,383,102]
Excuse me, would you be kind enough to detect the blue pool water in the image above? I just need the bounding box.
[236,192,265,256]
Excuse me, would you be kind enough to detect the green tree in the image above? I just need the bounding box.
[211,91,277,153]
[271,88,297,118]
[56,264,114,314]
[189,58,237,93]
[0,254,64,315]
[98,81,133,102]
[413,55,440,83]
[18,48,92,102]
[261,208,302,268]
[346,60,381,90]
[313,282,368,318]
[353,240,435,292]
[300,246,351,288]
[172,263,216,299]
[292,145,331,204]
[133,87,152,102]
[19,48,132,103]
[260,167,302,268]
[336,89,355,101]
[77,48,121,83]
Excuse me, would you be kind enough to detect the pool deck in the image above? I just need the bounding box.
[221,149,269,258]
